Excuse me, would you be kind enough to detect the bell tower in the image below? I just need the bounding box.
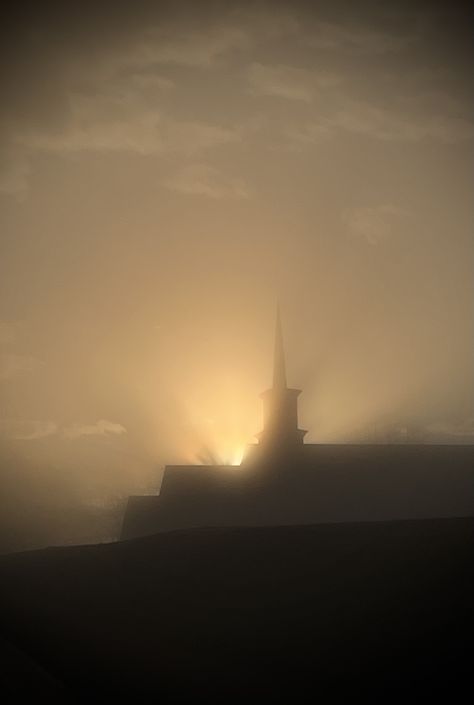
[256,306,306,450]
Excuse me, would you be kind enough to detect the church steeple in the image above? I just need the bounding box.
[273,304,287,390]
[256,306,306,449]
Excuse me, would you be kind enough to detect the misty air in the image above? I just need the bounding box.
[0,1,472,702]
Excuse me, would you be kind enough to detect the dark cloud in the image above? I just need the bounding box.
[0,0,470,138]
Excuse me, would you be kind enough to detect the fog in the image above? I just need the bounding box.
[0,0,472,550]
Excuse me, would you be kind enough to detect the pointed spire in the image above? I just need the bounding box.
[273,303,287,390]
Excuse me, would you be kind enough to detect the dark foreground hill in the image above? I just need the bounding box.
[1,518,473,703]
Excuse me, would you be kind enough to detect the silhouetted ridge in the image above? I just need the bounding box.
[1,518,473,703]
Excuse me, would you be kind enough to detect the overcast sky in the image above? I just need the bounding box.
[0,0,473,518]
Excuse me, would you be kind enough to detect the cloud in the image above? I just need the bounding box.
[285,95,474,148]
[0,418,127,441]
[0,6,300,194]
[0,3,471,199]
[0,419,58,441]
[103,9,300,74]
[1,78,241,193]
[343,205,407,246]
[14,80,241,163]
[22,114,239,157]
[63,419,127,440]
[247,63,339,102]
[0,354,45,381]
[305,21,416,54]
[113,25,251,70]
[164,163,249,199]
[331,99,474,143]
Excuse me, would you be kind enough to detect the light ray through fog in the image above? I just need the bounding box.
[0,0,472,549]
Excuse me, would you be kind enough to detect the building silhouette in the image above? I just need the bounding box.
[121,310,474,539]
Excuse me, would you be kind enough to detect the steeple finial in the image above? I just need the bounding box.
[273,303,287,390]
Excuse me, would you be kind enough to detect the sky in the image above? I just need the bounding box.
[0,0,473,546]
